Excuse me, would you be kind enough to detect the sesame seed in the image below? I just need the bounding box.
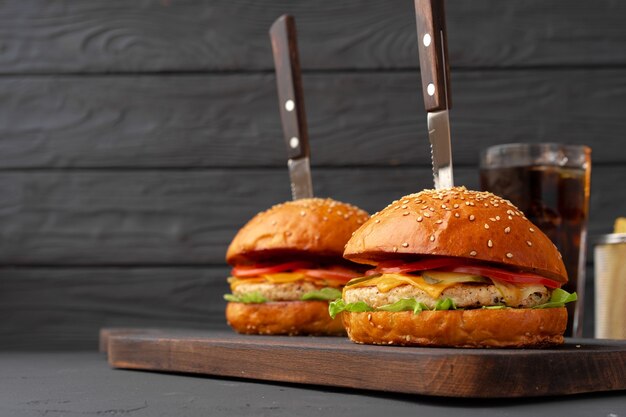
[469,215,475,221]
[470,251,477,256]
[430,235,435,242]
[454,213,460,218]
[504,227,511,234]
[403,212,409,216]
[402,242,409,248]
[322,216,328,222]
[300,210,306,217]
[423,212,431,218]
[529,228,535,233]
[487,240,493,248]
[405,335,411,341]
[465,202,470,206]
[490,217,496,222]
[416,216,423,222]
[506,253,513,258]
[484,203,489,207]
[401,205,408,209]
[484,224,490,229]
[435,220,443,224]
[271,220,277,226]
[344,214,350,220]
[453,204,459,209]
[441,204,447,209]
[393,246,398,252]
[526,241,533,247]
[508,216,513,220]
[429,207,435,212]
[494,203,499,207]
[496,216,501,220]
[375,219,381,223]
[337,211,343,216]
[402,200,410,204]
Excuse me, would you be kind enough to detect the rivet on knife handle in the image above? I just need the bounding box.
[269,14,310,160]
[415,0,452,112]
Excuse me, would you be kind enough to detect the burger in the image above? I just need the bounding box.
[225,198,369,335]
[330,187,577,347]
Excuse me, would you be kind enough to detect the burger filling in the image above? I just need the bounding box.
[223,261,360,303]
[328,258,577,318]
[343,274,550,309]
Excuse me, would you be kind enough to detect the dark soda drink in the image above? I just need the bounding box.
[480,165,590,337]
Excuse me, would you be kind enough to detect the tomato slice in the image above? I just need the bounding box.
[367,257,467,275]
[231,261,313,278]
[297,267,361,284]
[443,265,561,289]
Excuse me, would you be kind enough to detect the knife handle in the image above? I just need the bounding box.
[414,0,452,112]
[269,14,310,160]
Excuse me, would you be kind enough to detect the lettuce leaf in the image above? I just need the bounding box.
[434,298,457,311]
[329,297,458,318]
[223,291,267,304]
[532,288,577,309]
[301,287,342,301]
[378,298,429,314]
[329,299,374,319]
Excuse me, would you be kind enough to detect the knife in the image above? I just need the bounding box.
[269,14,314,200]
[414,0,454,189]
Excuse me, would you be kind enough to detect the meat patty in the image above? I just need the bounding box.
[343,283,550,309]
[233,281,326,301]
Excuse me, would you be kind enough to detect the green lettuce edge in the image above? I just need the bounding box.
[330,288,577,318]
[223,287,342,304]
[532,288,577,309]
[301,287,342,301]
[223,291,267,304]
[329,297,457,319]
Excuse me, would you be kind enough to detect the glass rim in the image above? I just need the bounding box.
[480,142,591,168]
[481,143,591,158]
[593,233,626,245]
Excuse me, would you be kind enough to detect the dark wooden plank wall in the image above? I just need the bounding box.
[1,0,623,349]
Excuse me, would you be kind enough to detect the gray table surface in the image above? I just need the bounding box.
[1,352,625,417]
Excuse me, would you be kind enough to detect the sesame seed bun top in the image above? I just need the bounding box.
[226,198,369,265]
[343,187,568,283]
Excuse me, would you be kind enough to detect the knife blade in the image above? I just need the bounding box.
[269,14,314,200]
[414,0,454,189]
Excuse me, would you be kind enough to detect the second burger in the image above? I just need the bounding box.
[225,198,369,335]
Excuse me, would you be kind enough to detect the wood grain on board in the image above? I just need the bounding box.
[105,329,626,398]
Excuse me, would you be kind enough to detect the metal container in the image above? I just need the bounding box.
[594,233,626,339]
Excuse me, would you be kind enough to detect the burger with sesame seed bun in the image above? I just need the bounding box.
[330,187,577,348]
[224,198,369,335]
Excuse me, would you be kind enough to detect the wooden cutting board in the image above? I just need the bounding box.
[102,328,626,398]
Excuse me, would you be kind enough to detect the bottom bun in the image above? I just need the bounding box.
[342,308,567,348]
[226,301,345,336]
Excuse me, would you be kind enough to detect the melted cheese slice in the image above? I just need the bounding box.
[345,273,474,299]
[345,272,545,306]
[491,280,546,307]
[228,272,343,291]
